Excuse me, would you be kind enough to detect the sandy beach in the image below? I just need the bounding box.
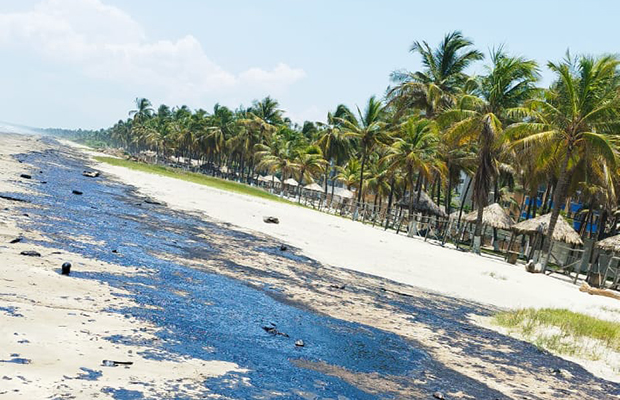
[88,146,620,322]
[2,133,620,399]
[0,135,241,398]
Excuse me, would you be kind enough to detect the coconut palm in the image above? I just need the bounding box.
[316,106,355,194]
[389,31,484,119]
[383,117,441,217]
[251,96,284,126]
[294,145,328,201]
[338,96,388,212]
[443,48,540,253]
[129,97,154,124]
[336,159,362,191]
[508,54,620,268]
[255,134,298,192]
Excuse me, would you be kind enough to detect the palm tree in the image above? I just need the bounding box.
[389,31,484,119]
[294,145,328,201]
[508,54,620,268]
[383,117,441,219]
[443,48,540,253]
[316,106,354,195]
[336,159,362,191]
[255,134,298,193]
[338,96,388,215]
[251,96,284,126]
[129,97,154,124]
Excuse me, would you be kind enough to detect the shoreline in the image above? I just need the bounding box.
[2,133,619,397]
[0,134,241,398]
[80,143,620,322]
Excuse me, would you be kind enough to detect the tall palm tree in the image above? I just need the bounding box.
[383,117,441,217]
[336,159,362,191]
[443,48,540,253]
[294,145,328,200]
[339,96,388,213]
[252,96,284,125]
[255,134,298,192]
[129,97,154,124]
[316,106,354,194]
[508,54,620,268]
[389,31,484,119]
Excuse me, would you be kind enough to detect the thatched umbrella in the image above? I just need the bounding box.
[283,178,299,187]
[258,175,281,184]
[397,190,447,218]
[596,234,620,252]
[303,183,324,193]
[333,187,354,199]
[594,234,620,288]
[512,213,582,245]
[462,203,514,230]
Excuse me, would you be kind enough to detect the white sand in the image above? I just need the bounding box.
[8,136,620,390]
[0,134,241,399]
[89,158,620,323]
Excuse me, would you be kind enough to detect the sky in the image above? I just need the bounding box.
[0,0,618,130]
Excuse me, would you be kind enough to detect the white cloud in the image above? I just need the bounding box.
[0,0,306,104]
[285,105,325,124]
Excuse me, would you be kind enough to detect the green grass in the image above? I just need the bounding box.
[494,308,620,355]
[94,156,298,205]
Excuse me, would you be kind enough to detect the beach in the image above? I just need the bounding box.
[88,145,620,321]
[0,135,241,398]
[1,133,620,399]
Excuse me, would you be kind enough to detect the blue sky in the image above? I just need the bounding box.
[0,0,618,129]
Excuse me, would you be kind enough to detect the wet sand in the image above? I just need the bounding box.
[1,133,619,398]
[86,143,620,323]
[0,135,240,398]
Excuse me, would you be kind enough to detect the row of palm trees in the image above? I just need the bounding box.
[82,31,620,267]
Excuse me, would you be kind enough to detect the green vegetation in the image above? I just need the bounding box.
[94,156,297,205]
[67,31,620,260]
[493,308,620,357]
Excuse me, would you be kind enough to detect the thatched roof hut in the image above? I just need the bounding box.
[283,178,299,187]
[596,234,620,252]
[304,182,324,193]
[512,213,582,245]
[397,190,447,218]
[461,203,514,230]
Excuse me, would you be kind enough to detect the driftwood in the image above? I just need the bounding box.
[579,283,620,301]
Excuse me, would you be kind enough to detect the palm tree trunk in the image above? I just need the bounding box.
[525,191,534,219]
[354,153,367,220]
[473,204,485,254]
[330,175,337,208]
[598,209,608,240]
[385,177,395,230]
[357,154,367,204]
[541,149,571,271]
[457,177,471,228]
[445,174,452,215]
[298,168,306,202]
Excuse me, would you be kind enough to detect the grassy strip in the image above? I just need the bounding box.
[94,156,298,205]
[493,308,620,355]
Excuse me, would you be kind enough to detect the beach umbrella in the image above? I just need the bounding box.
[512,213,582,245]
[283,178,299,187]
[461,203,514,230]
[596,234,620,252]
[396,190,447,218]
[258,175,281,184]
[333,187,354,199]
[303,183,325,193]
